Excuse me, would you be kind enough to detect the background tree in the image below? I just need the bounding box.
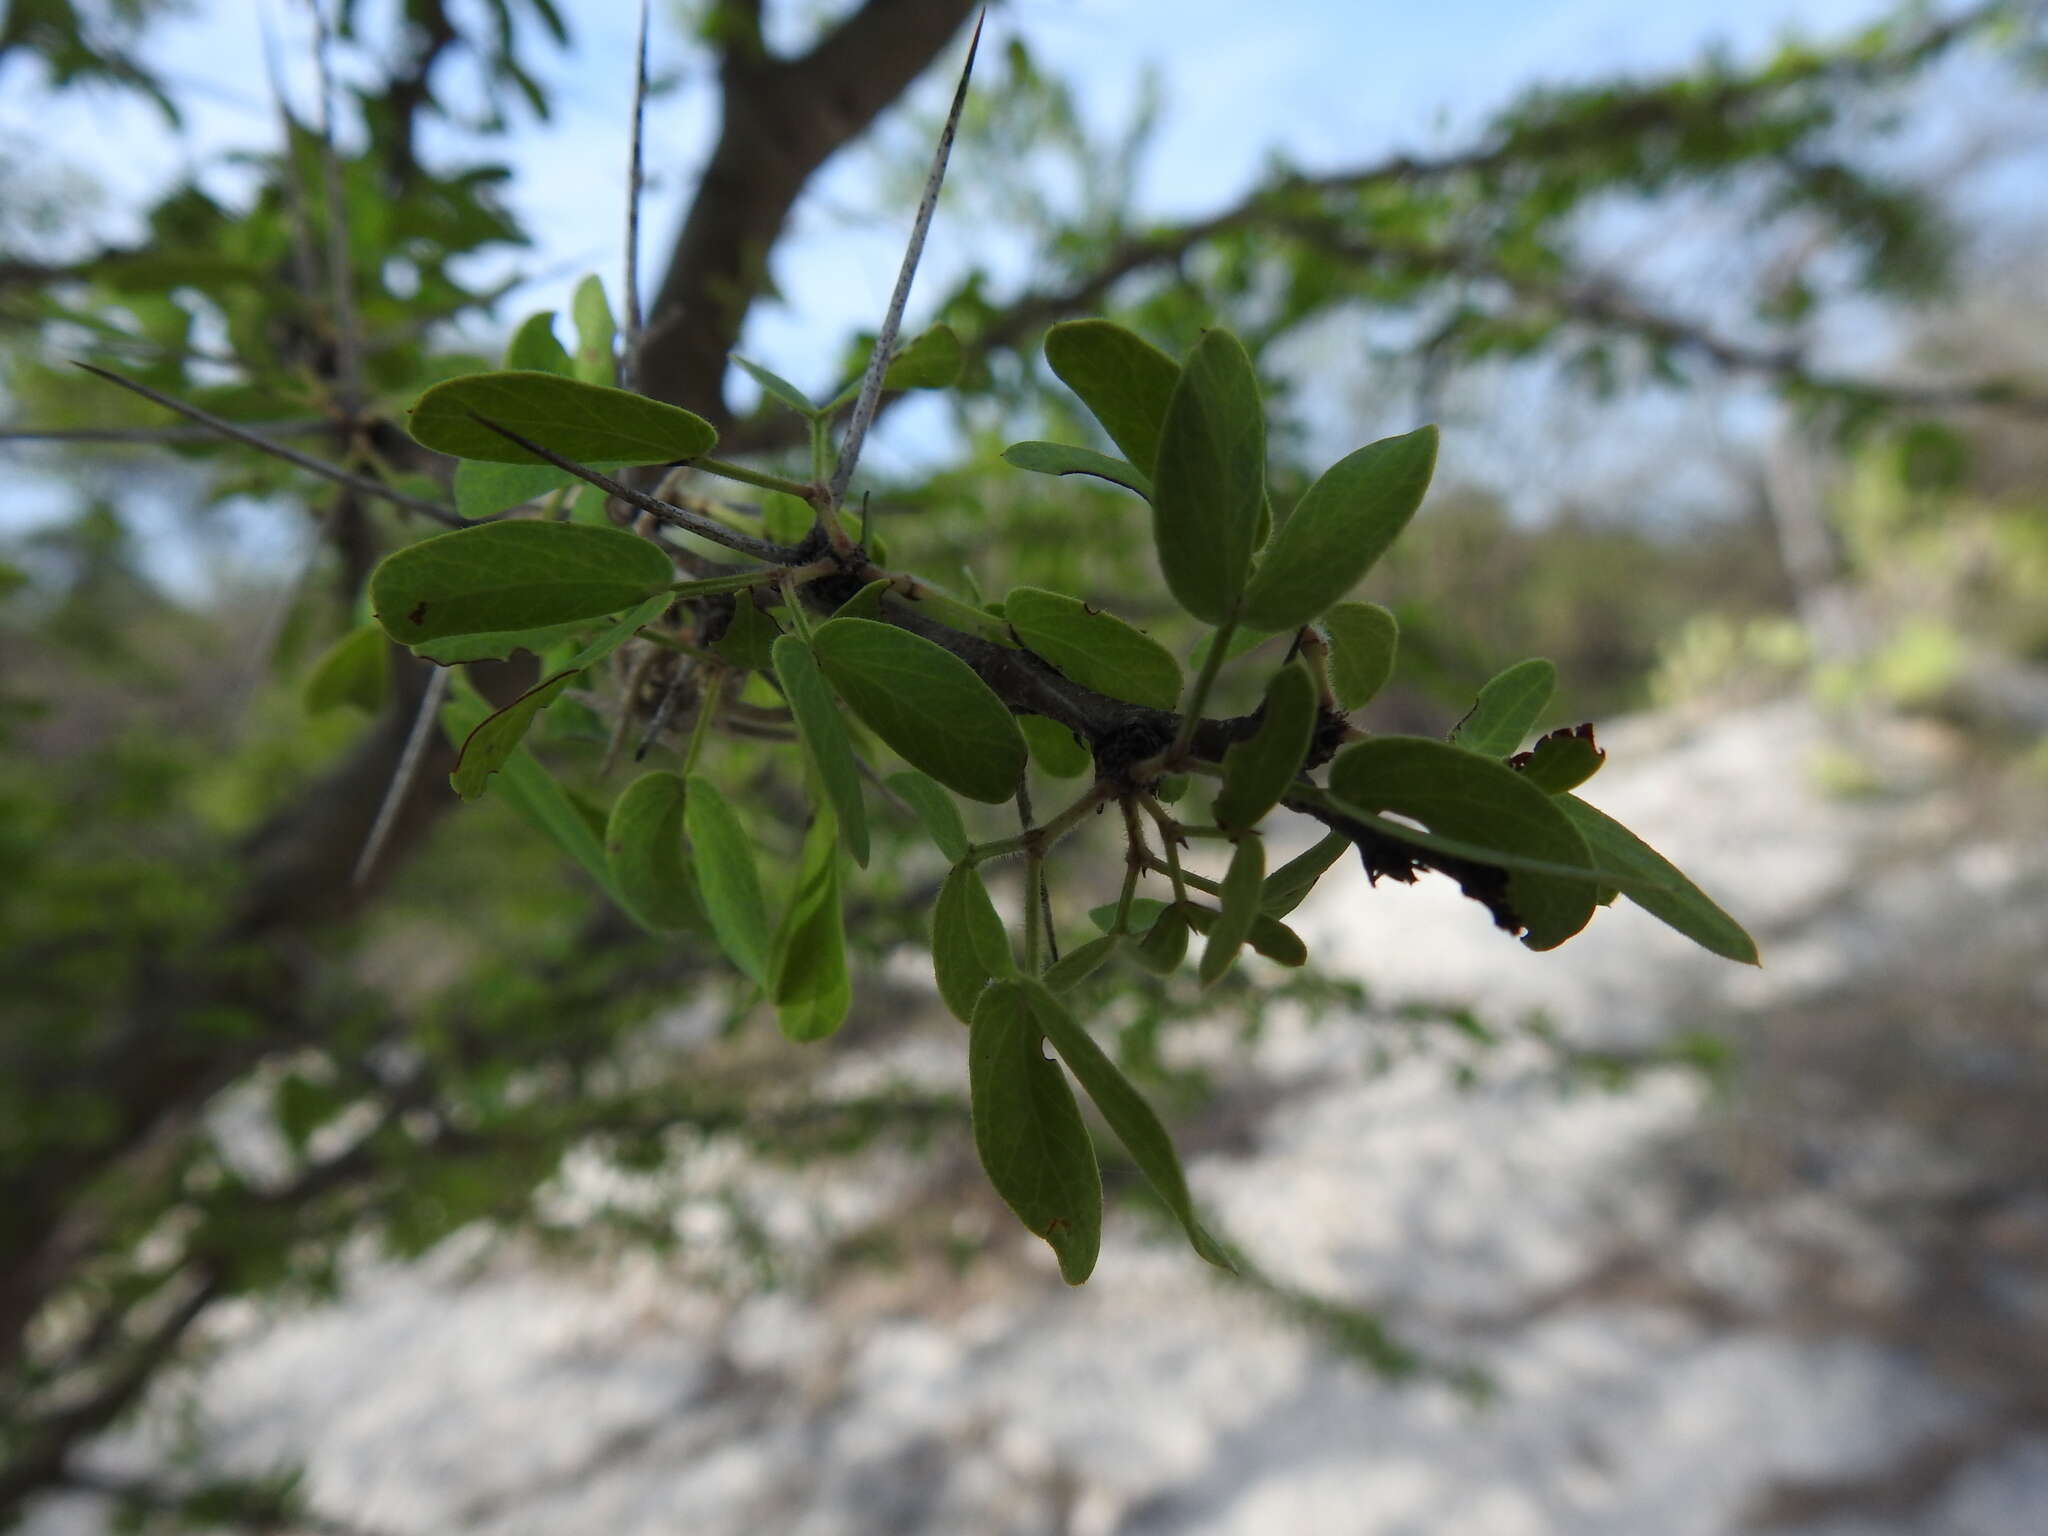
[3,1,2044,1525]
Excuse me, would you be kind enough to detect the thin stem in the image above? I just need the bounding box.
[779,572,817,643]
[1138,793,1190,905]
[353,665,451,888]
[72,363,464,526]
[1167,617,1238,763]
[1142,852,1222,898]
[621,0,651,389]
[464,414,799,562]
[1114,798,1149,934]
[827,9,984,509]
[679,667,723,772]
[1018,777,1057,967]
[0,419,329,445]
[688,456,820,503]
[1023,850,1044,973]
[669,569,778,599]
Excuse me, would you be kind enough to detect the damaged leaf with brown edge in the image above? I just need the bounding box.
[969,980,1102,1285]
[1329,735,1598,950]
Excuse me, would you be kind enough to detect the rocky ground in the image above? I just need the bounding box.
[29,696,2048,1535]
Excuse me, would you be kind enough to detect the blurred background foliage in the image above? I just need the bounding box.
[3,0,2047,1527]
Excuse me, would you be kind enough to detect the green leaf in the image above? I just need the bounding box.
[969,981,1102,1285]
[1262,831,1349,916]
[303,623,388,714]
[505,310,573,375]
[1087,896,1170,935]
[711,591,783,671]
[606,771,706,933]
[774,635,871,867]
[1019,714,1092,778]
[760,491,813,544]
[684,775,772,986]
[571,274,616,385]
[451,669,579,799]
[1515,724,1606,794]
[453,458,575,520]
[1213,664,1316,833]
[1000,442,1152,500]
[833,577,892,622]
[440,687,617,898]
[932,861,1015,1024]
[1328,735,1598,950]
[733,355,815,415]
[1240,426,1438,632]
[1132,902,1190,973]
[1198,835,1266,987]
[1322,602,1399,711]
[371,521,674,651]
[888,771,970,863]
[770,811,851,1041]
[1041,934,1120,992]
[881,324,963,390]
[1002,586,1182,711]
[1452,658,1557,758]
[1244,912,1308,966]
[1558,795,1758,964]
[1043,319,1179,470]
[409,371,716,465]
[1021,980,1233,1270]
[1151,329,1266,626]
[811,618,1027,804]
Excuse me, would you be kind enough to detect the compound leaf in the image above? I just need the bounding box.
[1043,319,1180,471]
[1558,795,1758,964]
[1198,835,1266,987]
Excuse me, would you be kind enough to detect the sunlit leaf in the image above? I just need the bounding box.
[1213,663,1316,832]
[774,635,870,866]
[1321,602,1399,712]
[1328,735,1598,950]
[571,273,616,385]
[881,324,963,390]
[1558,795,1758,964]
[684,775,772,986]
[733,354,815,415]
[605,771,706,933]
[969,980,1101,1285]
[1452,658,1557,757]
[1000,441,1152,500]
[932,861,1015,1023]
[1151,329,1265,626]
[302,623,387,714]
[371,520,675,651]
[1240,426,1437,632]
[505,310,573,375]
[1021,980,1233,1270]
[409,370,716,465]
[1003,586,1182,711]
[1043,319,1179,470]
[812,617,1026,803]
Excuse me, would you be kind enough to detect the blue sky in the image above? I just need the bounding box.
[0,0,2027,582]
